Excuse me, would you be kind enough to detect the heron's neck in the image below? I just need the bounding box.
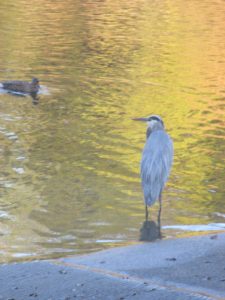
[146,123,164,139]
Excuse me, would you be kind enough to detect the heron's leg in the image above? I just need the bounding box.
[157,194,162,237]
[145,205,149,221]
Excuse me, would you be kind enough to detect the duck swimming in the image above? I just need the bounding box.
[1,78,40,94]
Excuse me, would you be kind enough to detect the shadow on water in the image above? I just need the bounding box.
[6,91,39,105]
[139,220,161,242]
[0,86,48,105]
[30,92,39,105]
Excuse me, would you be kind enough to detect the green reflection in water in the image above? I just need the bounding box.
[0,0,225,262]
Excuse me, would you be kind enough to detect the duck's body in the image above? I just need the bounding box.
[2,78,39,94]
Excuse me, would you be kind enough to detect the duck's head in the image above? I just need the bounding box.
[31,78,39,86]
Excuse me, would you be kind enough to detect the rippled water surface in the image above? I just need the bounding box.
[0,0,225,262]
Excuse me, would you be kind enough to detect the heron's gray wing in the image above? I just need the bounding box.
[141,130,173,206]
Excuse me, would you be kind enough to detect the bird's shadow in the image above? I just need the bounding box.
[30,92,39,105]
[6,90,39,105]
[139,220,162,242]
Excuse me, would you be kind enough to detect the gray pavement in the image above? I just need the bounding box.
[1,233,225,300]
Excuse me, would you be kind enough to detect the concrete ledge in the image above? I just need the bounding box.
[0,233,225,300]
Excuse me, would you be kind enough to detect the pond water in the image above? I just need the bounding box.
[0,0,225,262]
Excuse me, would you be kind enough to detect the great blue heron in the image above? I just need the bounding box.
[133,115,173,226]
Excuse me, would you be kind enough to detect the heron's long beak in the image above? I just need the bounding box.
[132,117,149,122]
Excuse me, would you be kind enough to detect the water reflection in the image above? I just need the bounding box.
[3,91,39,104]
[139,220,161,242]
[164,223,225,232]
[30,93,39,105]
[140,202,162,242]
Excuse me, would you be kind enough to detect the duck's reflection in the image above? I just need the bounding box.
[30,92,39,105]
[5,90,40,105]
[139,220,161,241]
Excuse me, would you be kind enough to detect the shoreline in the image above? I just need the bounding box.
[1,233,225,299]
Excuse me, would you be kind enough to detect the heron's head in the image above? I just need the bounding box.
[133,115,164,131]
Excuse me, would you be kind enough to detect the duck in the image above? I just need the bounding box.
[1,78,40,94]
